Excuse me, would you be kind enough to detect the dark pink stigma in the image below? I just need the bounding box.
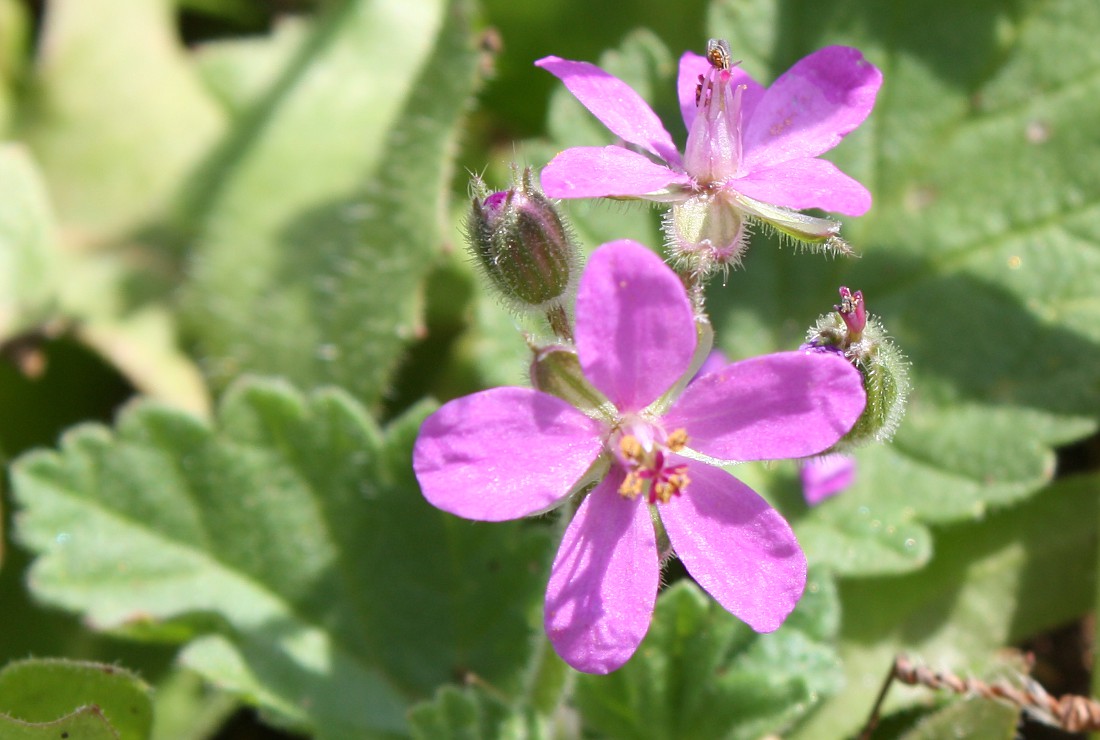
[836,286,867,337]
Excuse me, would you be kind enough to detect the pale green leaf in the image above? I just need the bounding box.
[0,144,60,340]
[184,0,483,408]
[149,667,237,740]
[19,0,225,241]
[898,697,1020,740]
[193,17,311,118]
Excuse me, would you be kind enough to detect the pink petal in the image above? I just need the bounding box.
[660,459,806,632]
[731,157,871,216]
[801,454,856,506]
[664,350,865,461]
[575,240,696,413]
[677,51,764,133]
[544,468,658,674]
[742,46,881,170]
[541,146,691,200]
[536,56,683,168]
[413,387,605,522]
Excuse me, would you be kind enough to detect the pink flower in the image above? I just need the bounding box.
[800,454,856,505]
[536,43,881,265]
[412,240,865,673]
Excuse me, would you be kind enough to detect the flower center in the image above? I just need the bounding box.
[613,425,691,505]
[685,63,745,185]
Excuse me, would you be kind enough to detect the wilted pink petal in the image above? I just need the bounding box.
[575,240,696,412]
[544,469,659,674]
[413,387,604,521]
[659,460,806,632]
[730,156,872,216]
[536,56,683,167]
[742,46,882,170]
[665,351,865,461]
[801,454,856,505]
[541,146,691,200]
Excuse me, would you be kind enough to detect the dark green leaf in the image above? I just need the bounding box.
[793,474,1098,739]
[408,685,549,740]
[0,705,120,740]
[574,572,843,740]
[698,0,1100,565]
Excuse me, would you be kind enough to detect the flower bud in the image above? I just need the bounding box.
[530,344,614,418]
[805,287,910,446]
[467,167,579,320]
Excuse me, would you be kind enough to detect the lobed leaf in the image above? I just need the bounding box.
[573,572,843,740]
[0,658,152,740]
[792,473,1099,739]
[11,378,552,736]
[700,0,1100,561]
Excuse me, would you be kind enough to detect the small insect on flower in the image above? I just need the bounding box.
[696,39,735,106]
[705,38,733,70]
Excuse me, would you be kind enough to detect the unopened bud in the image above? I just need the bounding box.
[530,345,614,418]
[467,167,579,319]
[805,287,910,446]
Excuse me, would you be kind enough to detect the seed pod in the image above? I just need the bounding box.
[805,287,910,446]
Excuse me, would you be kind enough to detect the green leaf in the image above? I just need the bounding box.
[18,0,225,241]
[193,17,311,118]
[184,0,483,408]
[0,658,152,740]
[574,572,843,740]
[149,667,237,740]
[0,0,28,135]
[0,144,60,341]
[696,0,1100,564]
[898,697,1020,740]
[0,706,121,740]
[11,378,551,737]
[408,685,549,740]
[793,474,1099,739]
[0,27,209,417]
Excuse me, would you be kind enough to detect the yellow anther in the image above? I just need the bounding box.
[619,435,644,461]
[618,472,645,499]
[652,482,674,504]
[666,429,689,452]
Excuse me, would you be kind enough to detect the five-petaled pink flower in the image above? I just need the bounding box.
[413,240,865,674]
[536,43,882,265]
